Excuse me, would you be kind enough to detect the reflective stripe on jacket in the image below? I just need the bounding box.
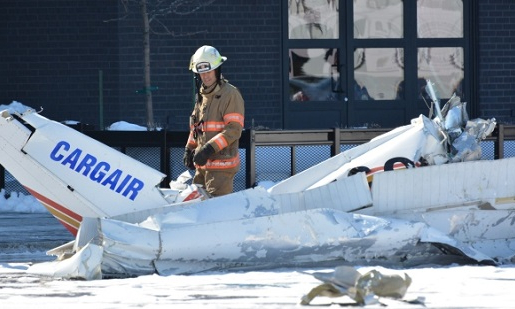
[186,79,244,172]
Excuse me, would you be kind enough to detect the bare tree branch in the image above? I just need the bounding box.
[104,13,130,23]
[149,18,208,36]
[107,0,215,129]
[149,0,216,17]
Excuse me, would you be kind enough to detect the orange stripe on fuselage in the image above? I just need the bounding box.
[364,162,421,183]
[43,203,80,235]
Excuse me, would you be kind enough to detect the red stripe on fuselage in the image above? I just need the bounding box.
[24,187,82,235]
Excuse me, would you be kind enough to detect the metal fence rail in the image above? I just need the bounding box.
[1,125,513,194]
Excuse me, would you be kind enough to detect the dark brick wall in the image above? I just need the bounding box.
[478,0,515,124]
[2,1,515,128]
[1,0,282,130]
[115,0,282,130]
[0,0,120,129]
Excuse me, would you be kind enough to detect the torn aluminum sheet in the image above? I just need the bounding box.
[300,266,413,306]
[361,156,515,262]
[27,175,495,279]
[28,188,494,279]
[426,81,496,163]
[449,117,496,162]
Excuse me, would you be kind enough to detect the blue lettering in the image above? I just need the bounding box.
[49,141,145,201]
[61,148,82,169]
[90,161,110,183]
[75,154,97,176]
[115,174,133,193]
[122,178,144,201]
[50,141,70,161]
[101,169,122,190]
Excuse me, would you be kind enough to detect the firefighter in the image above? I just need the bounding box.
[183,45,245,197]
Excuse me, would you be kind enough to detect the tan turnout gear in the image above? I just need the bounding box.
[185,45,244,197]
[185,73,244,195]
[187,80,244,172]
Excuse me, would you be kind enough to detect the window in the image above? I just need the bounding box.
[416,0,464,99]
[282,0,472,129]
[289,48,341,102]
[354,0,403,39]
[417,0,463,38]
[354,48,404,100]
[288,0,339,39]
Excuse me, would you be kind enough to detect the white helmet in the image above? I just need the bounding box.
[189,45,227,73]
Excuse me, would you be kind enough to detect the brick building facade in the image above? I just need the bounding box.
[1,1,514,130]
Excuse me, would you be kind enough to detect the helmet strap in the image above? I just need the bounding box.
[194,73,202,104]
[215,67,222,85]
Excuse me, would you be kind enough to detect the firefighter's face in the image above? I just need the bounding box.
[199,70,216,87]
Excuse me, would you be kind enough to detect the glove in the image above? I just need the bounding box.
[193,144,215,166]
[183,147,195,170]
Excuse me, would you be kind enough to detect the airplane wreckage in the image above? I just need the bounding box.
[0,81,511,280]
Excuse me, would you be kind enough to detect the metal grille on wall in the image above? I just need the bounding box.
[480,141,495,160]
[503,141,515,158]
[235,149,247,192]
[126,147,161,171]
[169,147,187,185]
[255,146,292,185]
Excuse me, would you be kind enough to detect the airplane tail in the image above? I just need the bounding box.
[0,109,203,235]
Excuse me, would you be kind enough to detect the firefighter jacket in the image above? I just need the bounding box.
[186,79,245,173]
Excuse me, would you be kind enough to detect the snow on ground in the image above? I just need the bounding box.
[1,261,515,308]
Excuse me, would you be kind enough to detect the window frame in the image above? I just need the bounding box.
[281,0,477,129]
